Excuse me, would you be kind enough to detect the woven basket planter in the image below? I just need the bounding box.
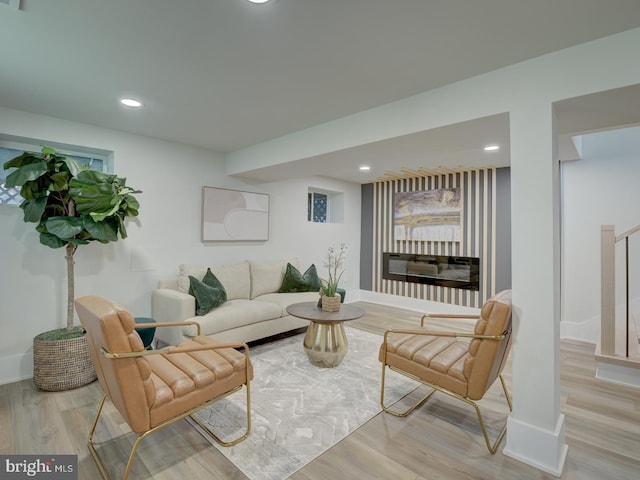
[320,294,342,312]
[33,330,97,392]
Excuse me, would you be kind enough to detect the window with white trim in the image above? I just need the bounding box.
[0,136,113,206]
[307,187,344,223]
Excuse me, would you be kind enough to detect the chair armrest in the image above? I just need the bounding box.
[167,342,250,356]
[138,321,202,336]
[420,313,480,327]
[383,328,507,343]
[101,341,250,359]
[152,288,196,345]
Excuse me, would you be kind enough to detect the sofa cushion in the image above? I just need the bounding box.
[249,259,298,299]
[210,261,251,300]
[254,291,321,311]
[188,270,227,316]
[178,261,250,300]
[182,299,283,337]
[177,265,207,293]
[279,263,322,293]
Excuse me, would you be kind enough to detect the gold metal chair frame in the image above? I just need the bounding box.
[88,321,252,480]
[380,313,512,454]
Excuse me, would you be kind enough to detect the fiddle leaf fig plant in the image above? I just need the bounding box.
[3,146,140,335]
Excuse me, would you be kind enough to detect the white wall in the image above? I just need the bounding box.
[0,107,361,384]
[561,125,640,342]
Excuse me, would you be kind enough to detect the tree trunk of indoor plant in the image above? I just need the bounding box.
[32,240,96,391]
[66,242,76,330]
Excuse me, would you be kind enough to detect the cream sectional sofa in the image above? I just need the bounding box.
[152,259,320,346]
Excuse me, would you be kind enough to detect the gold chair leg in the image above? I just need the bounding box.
[87,392,151,480]
[380,361,513,454]
[189,379,252,447]
[87,393,110,480]
[380,363,435,417]
[87,381,252,479]
[464,374,512,454]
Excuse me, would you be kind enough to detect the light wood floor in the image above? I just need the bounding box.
[1,302,639,479]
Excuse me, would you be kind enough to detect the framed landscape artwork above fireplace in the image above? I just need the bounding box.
[394,188,462,242]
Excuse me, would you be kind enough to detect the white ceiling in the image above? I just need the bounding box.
[2,0,640,183]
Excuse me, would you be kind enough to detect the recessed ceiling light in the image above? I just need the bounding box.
[483,144,500,151]
[120,98,143,108]
[247,0,270,3]
[359,165,371,171]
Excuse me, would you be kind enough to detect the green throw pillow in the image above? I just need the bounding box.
[188,270,227,316]
[201,267,226,291]
[279,263,322,293]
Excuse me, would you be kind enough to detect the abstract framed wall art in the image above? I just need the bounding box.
[202,186,270,241]
[394,187,462,242]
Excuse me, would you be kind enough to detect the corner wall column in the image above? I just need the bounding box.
[503,102,567,476]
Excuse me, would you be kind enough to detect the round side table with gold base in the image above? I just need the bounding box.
[286,302,365,368]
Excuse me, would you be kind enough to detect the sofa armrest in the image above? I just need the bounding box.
[152,289,196,345]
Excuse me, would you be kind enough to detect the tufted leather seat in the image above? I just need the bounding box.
[76,295,252,480]
[379,290,512,453]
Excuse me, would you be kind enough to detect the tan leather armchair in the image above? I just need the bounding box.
[75,295,253,480]
[379,290,512,453]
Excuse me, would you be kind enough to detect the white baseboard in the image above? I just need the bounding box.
[503,414,568,477]
[560,317,598,344]
[355,289,480,315]
[0,352,32,385]
[596,361,640,389]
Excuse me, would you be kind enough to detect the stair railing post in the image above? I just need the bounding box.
[601,225,616,356]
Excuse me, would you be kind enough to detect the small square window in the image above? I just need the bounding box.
[308,192,328,223]
[307,187,344,224]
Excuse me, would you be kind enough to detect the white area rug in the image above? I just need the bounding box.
[190,327,416,480]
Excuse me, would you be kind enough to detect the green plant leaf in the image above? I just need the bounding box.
[46,216,84,239]
[22,196,48,222]
[70,172,120,215]
[124,196,140,216]
[39,232,67,249]
[41,146,57,156]
[19,180,37,201]
[4,161,47,188]
[90,201,122,222]
[3,152,42,169]
[61,157,86,177]
[68,238,90,247]
[83,215,118,242]
[48,171,70,191]
[71,169,117,186]
[117,216,127,239]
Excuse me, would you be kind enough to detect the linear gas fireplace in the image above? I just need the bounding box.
[383,252,480,291]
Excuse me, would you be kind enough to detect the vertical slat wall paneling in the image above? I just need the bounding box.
[418,177,425,300]
[471,170,484,307]
[464,170,472,307]
[370,167,496,308]
[483,168,490,301]
[372,181,379,292]
[381,181,388,294]
[385,180,398,295]
[491,168,497,298]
